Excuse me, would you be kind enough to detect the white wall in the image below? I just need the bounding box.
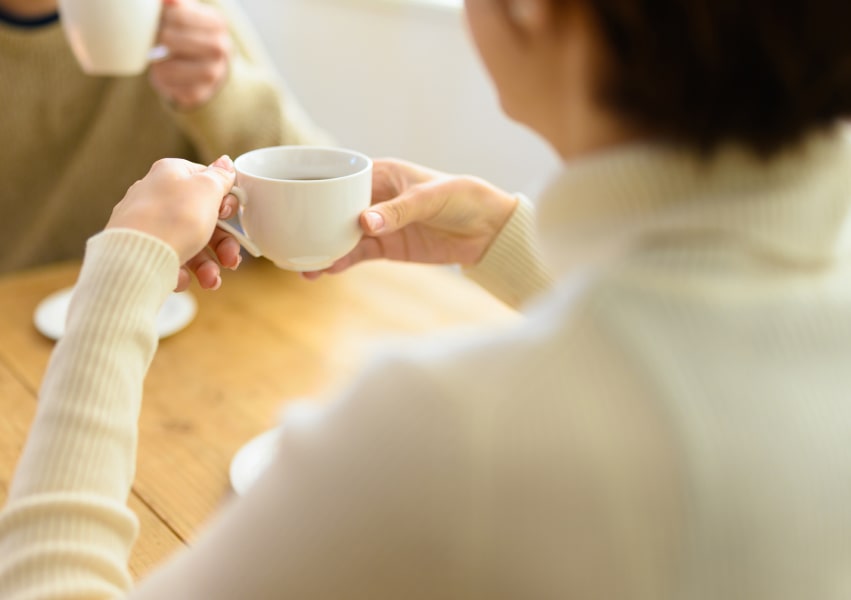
[237,0,560,197]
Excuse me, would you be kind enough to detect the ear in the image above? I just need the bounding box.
[507,0,550,32]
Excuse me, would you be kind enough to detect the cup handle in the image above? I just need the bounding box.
[217,186,263,257]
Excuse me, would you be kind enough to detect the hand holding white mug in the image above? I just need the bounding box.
[106,156,242,291]
[216,146,373,272]
[303,158,519,279]
[149,0,232,110]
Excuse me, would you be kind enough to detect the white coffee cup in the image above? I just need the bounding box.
[58,0,163,76]
[217,146,373,272]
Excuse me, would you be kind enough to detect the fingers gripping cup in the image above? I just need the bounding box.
[217,147,373,272]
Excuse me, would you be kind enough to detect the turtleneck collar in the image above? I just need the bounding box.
[536,125,851,278]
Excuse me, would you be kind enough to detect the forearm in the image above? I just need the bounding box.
[0,230,179,599]
[463,194,554,309]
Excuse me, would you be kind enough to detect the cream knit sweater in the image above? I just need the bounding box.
[0,0,332,273]
[1,128,850,599]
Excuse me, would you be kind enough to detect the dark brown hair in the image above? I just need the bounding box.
[576,0,851,154]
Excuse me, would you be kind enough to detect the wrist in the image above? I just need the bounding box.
[464,176,519,239]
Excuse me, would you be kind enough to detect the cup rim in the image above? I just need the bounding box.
[234,146,373,183]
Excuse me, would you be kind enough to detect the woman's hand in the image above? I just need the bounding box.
[148,0,231,110]
[106,156,241,291]
[304,158,518,278]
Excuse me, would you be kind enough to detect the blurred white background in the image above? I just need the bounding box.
[237,0,560,197]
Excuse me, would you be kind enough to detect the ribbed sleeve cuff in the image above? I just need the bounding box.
[463,194,554,309]
[67,229,180,339]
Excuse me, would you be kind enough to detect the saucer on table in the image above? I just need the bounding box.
[229,401,323,496]
[229,427,283,497]
[33,286,198,341]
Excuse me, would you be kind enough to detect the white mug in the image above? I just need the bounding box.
[58,0,163,76]
[217,146,373,272]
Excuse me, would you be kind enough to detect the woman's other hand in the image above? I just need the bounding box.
[304,158,518,278]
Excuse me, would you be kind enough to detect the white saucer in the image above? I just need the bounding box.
[229,401,324,496]
[33,286,198,341]
[229,427,283,496]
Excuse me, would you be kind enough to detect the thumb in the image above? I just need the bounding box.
[361,184,444,236]
[199,155,236,196]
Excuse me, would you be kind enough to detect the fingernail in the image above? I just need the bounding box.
[211,275,222,291]
[212,155,234,171]
[364,211,384,233]
[219,204,233,219]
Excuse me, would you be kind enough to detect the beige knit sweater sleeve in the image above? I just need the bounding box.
[0,231,178,599]
[463,193,554,309]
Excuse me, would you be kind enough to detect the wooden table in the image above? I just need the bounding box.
[0,258,518,578]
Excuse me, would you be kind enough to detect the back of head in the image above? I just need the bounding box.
[578,0,851,155]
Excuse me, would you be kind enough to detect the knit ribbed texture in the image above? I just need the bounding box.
[0,230,177,599]
[464,194,554,308]
[537,128,851,278]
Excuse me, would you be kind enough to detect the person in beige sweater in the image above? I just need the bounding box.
[0,0,331,273]
[2,0,851,599]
